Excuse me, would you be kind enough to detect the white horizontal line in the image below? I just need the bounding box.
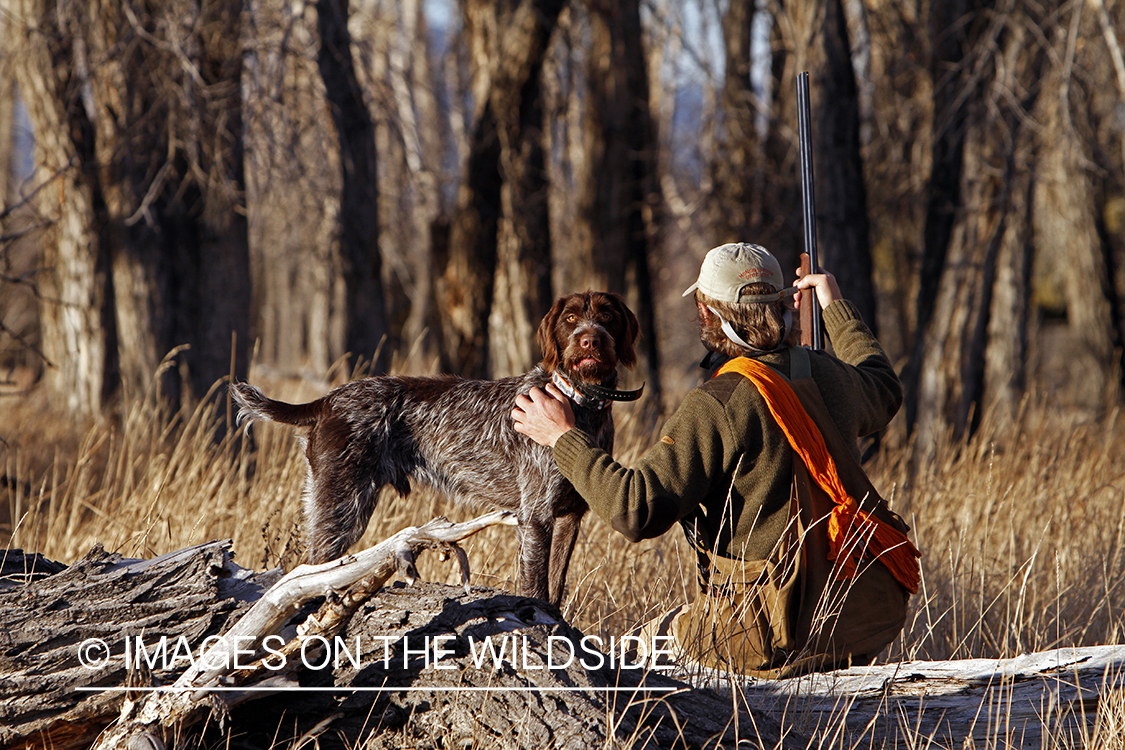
[77,685,681,693]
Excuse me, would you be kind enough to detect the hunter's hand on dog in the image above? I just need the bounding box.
[512,383,576,448]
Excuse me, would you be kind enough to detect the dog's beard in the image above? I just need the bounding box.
[562,351,616,383]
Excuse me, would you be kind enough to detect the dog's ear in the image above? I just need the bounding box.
[537,296,567,372]
[608,293,640,369]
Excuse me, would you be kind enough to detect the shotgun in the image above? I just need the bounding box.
[797,71,822,350]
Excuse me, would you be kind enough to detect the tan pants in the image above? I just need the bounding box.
[634,557,907,681]
[630,600,792,681]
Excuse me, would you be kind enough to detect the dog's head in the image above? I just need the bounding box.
[537,291,640,383]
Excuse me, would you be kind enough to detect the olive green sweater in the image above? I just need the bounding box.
[552,300,902,576]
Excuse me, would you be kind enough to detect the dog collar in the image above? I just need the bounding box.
[551,371,644,410]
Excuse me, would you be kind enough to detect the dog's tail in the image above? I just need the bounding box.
[229,382,321,428]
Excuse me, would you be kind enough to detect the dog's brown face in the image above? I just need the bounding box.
[537,291,640,383]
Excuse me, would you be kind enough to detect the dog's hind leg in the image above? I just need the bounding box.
[547,509,586,607]
[301,463,381,565]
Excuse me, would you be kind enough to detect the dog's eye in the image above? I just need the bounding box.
[566,314,578,323]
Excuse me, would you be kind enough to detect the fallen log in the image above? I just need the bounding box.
[6,516,1120,749]
[192,582,783,750]
[681,645,1125,748]
[0,515,786,750]
[1,538,280,749]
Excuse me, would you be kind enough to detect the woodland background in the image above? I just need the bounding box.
[1,0,1124,446]
[1,3,1125,720]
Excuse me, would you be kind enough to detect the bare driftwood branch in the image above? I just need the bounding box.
[687,645,1125,747]
[1,512,785,750]
[88,511,519,750]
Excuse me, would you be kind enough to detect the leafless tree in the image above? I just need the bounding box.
[1030,0,1123,414]
[860,0,930,364]
[0,39,13,210]
[709,0,760,245]
[438,0,565,379]
[243,0,344,374]
[571,0,662,397]
[908,2,1047,451]
[317,0,390,372]
[363,0,448,371]
[778,0,875,329]
[8,0,251,414]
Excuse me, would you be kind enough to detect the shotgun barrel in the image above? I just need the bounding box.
[797,71,822,350]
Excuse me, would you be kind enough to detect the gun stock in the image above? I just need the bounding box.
[799,251,814,347]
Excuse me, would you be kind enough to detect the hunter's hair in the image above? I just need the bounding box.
[697,283,799,357]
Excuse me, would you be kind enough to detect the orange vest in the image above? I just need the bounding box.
[716,356,921,594]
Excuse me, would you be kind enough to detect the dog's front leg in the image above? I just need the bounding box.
[547,509,586,607]
[516,509,553,603]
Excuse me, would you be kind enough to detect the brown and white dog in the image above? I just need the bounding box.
[230,291,640,605]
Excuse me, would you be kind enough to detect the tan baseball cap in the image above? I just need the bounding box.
[682,242,791,302]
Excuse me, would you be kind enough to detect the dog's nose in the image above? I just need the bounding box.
[579,331,601,350]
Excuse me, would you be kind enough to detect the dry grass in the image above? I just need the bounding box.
[871,403,1125,662]
[2,361,1124,748]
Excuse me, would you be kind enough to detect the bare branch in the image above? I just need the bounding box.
[89,511,517,750]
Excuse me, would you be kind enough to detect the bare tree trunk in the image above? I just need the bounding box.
[10,0,251,412]
[1089,0,1125,391]
[747,5,804,272]
[99,0,251,404]
[783,0,875,328]
[542,6,577,294]
[438,0,502,378]
[645,0,691,241]
[317,0,390,373]
[0,28,14,209]
[488,0,556,377]
[570,0,661,396]
[911,4,1047,451]
[440,0,565,379]
[1031,4,1121,414]
[0,5,47,374]
[861,0,930,367]
[901,0,975,435]
[489,141,552,377]
[381,0,446,369]
[9,0,117,416]
[983,165,1034,424]
[243,0,345,376]
[175,0,252,400]
[813,0,875,330]
[710,0,759,244]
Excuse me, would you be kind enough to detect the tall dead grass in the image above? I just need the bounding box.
[3,363,1125,748]
[873,403,1125,662]
[4,363,1122,661]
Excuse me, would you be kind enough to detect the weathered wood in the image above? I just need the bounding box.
[5,528,1121,750]
[205,583,785,750]
[0,517,786,750]
[0,550,68,587]
[684,646,1125,748]
[88,512,520,750]
[0,540,280,750]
